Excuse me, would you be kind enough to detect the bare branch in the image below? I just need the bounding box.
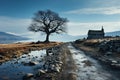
[28,9,68,42]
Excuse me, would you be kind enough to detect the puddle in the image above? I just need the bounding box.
[0,50,46,80]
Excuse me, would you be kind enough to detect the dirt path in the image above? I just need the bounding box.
[67,43,120,80]
[55,44,77,80]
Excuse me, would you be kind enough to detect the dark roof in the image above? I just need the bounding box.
[88,30,104,34]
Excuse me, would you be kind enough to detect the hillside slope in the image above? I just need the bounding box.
[105,31,120,36]
[0,31,28,43]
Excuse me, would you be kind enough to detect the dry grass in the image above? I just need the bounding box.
[74,38,120,57]
[73,40,101,57]
[0,42,62,62]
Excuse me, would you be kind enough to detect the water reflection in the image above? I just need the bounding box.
[0,50,46,80]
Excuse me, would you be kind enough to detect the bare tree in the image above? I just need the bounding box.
[28,10,68,42]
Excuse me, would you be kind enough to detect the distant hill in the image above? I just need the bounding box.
[28,33,86,42]
[49,33,86,42]
[0,31,28,43]
[105,31,120,36]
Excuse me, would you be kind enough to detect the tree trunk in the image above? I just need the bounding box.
[44,33,50,43]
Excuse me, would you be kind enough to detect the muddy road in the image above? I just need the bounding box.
[67,43,120,80]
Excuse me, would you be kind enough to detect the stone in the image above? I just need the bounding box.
[59,61,63,64]
[23,73,34,80]
[112,60,118,64]
[53,67,60,72]
[36,69,46,77]
[29,61,38,66]
[82,60,92,66]
[22,56,26,58]
[54,60,63,64]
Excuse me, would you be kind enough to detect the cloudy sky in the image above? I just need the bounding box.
[0,0,120,38]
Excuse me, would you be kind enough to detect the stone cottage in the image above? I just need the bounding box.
[87,27,105,39]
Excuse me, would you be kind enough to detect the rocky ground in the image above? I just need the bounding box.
[73,38,120,79]
[27,43,77,80]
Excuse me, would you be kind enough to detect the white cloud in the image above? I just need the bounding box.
[67,21,120,35]
[65,7,120,15]
[0,16,31,34]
